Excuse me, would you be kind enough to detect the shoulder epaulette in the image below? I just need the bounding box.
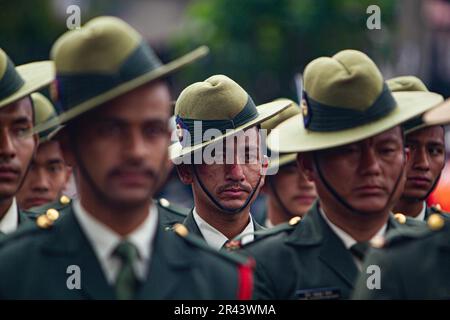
[227,216,302,250]
[156,198,189,218]
[381,213,447,249]
[170,223,253,266]
[23,195,72,220]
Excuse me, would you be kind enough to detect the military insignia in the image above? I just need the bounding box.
[296,287,341,300]
[175,115,189,145]
[301,91,312,128]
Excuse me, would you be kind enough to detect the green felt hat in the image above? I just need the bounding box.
[261,100,300,170]
[34,16,209,134]
[424,98,450,127]
[267,50,443,153]
[386,76,442,134]
[0,48,54,109]
[169,75,291,160]
[31,93,62,143]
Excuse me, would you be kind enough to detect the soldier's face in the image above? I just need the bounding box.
[312,126,407,213]
[268,163,317,217]
[183,127,267,212]
[0,98,37,200]
[17,140,71,210]
[68,82,171,207]
[402,126,445,200]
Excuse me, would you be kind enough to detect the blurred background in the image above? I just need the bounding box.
[1,0,449,211]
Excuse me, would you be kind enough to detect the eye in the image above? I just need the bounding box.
[428,146,444,157]
[143,124,167,138]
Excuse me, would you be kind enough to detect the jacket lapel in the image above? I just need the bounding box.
[136,210,193,299]
[41,206,115,299]
[286,203,358,288]
[183,209,204,238]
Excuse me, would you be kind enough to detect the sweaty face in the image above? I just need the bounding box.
[269,163,317,217]
[0,97,36,200]
[192,127,265,212]
[403,126,445,200]
[314,126,406,214]
[69,82,171,208]
[17,140,71,209]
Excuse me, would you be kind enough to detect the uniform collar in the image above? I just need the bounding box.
[0,198,18,234]
[412,202,427,221]
[192,207,254,249]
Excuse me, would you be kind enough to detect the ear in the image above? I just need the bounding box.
[32,133,39,159]
[297,152,315,182]
[176,164,194,185]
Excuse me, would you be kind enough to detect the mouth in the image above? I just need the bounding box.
[220,188,248,198]
[0,167,20,180]
[407,176,432,188]
[112,171,153,186]
[354,185,385,195]
[294,195,316,205]
[26,197,52,208]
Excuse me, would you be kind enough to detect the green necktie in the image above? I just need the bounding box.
[350,241,369,261]
[113,240,139,300]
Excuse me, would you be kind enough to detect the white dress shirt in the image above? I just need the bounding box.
[0,198,18,234]
[193,208,255,250]
[319,208,387,270]
[73,199,158,285]
[412,202,426,221]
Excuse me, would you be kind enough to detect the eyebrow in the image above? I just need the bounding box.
[12,117,33,125]
[406,138,445,146]
[46,159,65,165]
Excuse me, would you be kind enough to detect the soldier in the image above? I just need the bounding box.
[171,75,291,249]
[16,93,72,210]
[259,101,317,227]
[388,76,447,220]
[352,97,450,299]
[0,16,254,300]
[241,49,443,299]
[0,48,53,235]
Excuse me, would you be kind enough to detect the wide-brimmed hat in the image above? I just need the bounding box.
[267,50,443,153]
[0,48,54,109]
[169,75,291,160]
[424,98,450,127]
[386,75,442,134]
[31,93,62,143]
[261,100,300,170]
[33,16,209,134]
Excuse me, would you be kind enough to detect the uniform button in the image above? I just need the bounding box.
[36,215,53,229]
[289,216,301,226]
[428,214,445,231]
[60,195,71,205]
[46,208,60,221]
[173,223,189,237]
[159,198,170,208]
[394,213,406,224]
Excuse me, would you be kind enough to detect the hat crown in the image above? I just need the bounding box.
[304,50,384,111]
[52,16,145,73]
[175,75,250,121]
[387,76,429,92]
[31,93,56,125]
[0,48,25,101]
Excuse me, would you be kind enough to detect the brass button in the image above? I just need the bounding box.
[394,213,406,224]
[370,235,385,249]
[60,195,71,205]
[36,215,53,229]
[428,214,445,231]
[46,208,60,221]
[159,198,170,208]
[173,223,189,237]
[289,216,301,226]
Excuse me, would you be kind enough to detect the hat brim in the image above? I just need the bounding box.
[268,91,444,153]
[423,98,450,127]
[170,99,293,160]
[33,46,210,134]
[0,61,54,109]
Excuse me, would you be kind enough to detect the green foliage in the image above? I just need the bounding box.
[171,0,396,102]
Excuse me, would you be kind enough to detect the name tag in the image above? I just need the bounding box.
[296,287,341,300]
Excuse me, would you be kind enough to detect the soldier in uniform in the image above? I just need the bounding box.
[170,75,291,250]
[0,16,254,300]
[240,49,443,299]
[388,76,447,220]
[16,93,72,210]
[0,48,54,235]
[259,101,317,227]
[353,97,450,299]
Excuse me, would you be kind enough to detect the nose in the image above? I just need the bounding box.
[123,129,147,162]
[359,147,382,176]
[412,146,430,171]
[30,168,50,193]
[225,162,245,182]
[0,129,16,161]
